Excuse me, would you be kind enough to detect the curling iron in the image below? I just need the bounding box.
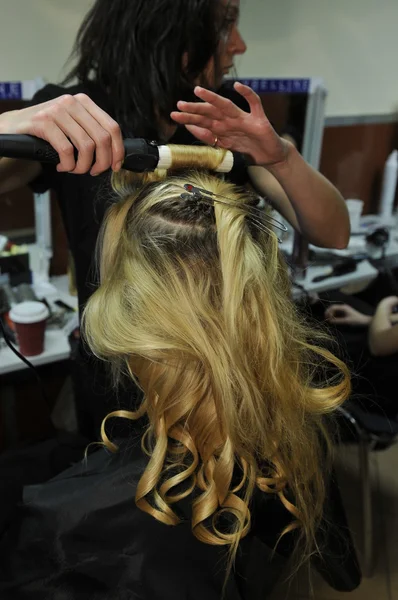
[0,134,249,175]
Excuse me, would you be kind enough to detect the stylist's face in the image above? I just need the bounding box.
[203,0,247,89]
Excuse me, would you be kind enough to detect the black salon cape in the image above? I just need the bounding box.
[0,428,361,600]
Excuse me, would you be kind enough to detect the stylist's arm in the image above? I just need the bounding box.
[0,94,125,195]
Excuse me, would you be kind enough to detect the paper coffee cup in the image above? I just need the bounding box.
[9,301,50,357]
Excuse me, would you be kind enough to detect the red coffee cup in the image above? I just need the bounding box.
[9,301,50,357]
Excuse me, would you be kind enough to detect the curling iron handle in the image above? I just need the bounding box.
[0,134,159,173]
[0,134,71,163]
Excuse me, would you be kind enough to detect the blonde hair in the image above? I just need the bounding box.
[83,152,350,578]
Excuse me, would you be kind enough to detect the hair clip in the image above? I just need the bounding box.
[180,192,205,202]
[179,186,215,219]
[184,184,213,196]
[183,183,288,239]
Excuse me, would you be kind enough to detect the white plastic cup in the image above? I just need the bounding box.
[9,301,50,356]
[346,199,364,233]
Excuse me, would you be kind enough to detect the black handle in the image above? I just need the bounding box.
[312,272,333,283]
[0,134,159,173]
[0,134,69,163]
[312,259,357,283]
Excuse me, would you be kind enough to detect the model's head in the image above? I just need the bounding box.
[64,0,246,138]
[82,147,350,573]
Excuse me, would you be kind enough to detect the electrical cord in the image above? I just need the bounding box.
[0,316,51,410]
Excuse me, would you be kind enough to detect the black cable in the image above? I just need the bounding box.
[0,316,51,410]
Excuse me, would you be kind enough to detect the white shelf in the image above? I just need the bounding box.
[301,260,379,295]
[0,329,71,375]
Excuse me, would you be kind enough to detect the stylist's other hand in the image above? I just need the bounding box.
[0,95,125,175]
[325,304,372,326]
[171,82,289,168]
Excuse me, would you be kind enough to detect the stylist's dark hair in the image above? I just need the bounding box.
[63,0,230,138]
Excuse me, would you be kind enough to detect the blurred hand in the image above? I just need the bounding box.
[325,304,372,326]
[0,94,125,176]
[375,296,398,321]
[171,82,289,168]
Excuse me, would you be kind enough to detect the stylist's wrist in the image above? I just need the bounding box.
[0,110,26,135]
[0,112,10,134]
[257,139,294,173]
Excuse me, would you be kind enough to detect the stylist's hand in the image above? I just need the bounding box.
[171,82,289,168]
[325,304,372,326]
[0,94,125,175]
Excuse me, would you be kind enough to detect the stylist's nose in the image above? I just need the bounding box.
[230,26,247,56]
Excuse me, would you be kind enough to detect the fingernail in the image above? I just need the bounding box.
[114,161,123,172]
